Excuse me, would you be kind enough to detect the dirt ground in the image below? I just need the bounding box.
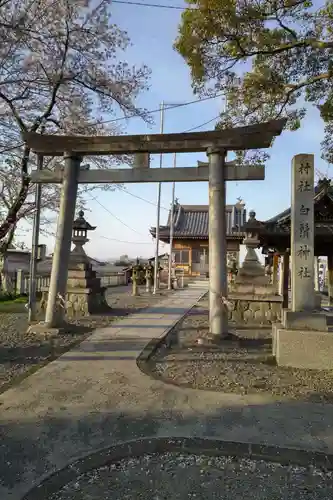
[149,297,333,403]
[49,453,333,500]
[0,285,171,394]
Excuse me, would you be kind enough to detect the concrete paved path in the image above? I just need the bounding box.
[1,288,333,499]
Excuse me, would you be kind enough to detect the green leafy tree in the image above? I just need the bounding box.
[175,0,333,162]
[0,0,150,258]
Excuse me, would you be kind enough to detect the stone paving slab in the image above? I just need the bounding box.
[0,289,333,499]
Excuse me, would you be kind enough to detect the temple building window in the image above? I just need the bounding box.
[174,249,190,264]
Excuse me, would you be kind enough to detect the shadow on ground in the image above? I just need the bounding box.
[1,395,333,500]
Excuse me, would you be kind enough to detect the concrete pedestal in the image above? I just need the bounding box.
[272,310,333,369]
[273,326,333,370]
[132,282,139,296]
[146,278,152,293]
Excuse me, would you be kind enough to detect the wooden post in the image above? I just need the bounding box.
[278,255,283,295]
[314,256,320,291]
[327,254,333,306]
[189,246,192,277]
[282,251,290,309]
[16,269,24,296]
[272,254,279,289]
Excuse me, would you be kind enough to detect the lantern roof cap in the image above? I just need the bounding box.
[73,210,96,231]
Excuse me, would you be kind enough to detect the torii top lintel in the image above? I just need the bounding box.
[23,118,286,156]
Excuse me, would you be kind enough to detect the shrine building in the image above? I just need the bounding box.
[150,200,247,276]
[250,178,333,305]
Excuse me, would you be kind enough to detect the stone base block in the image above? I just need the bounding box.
[275,327,333,370]
[228,294,283,326]
[66,290,111,317]
[26,322,67,338]
[272,322,283,357]
[315,292,322,309]
[40,288,112,318]
[230,280,277,295]
[282,310,328,332]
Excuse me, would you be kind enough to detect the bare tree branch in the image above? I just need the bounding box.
[0,0,151,251]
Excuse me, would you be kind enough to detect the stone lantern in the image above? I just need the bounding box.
[66,210,110,315]
[228,210,283,326]
[145,261,154,293]
[70,210,96,263]
[234,210,268,287]
[40,210,110,318]
[131,258,141,296]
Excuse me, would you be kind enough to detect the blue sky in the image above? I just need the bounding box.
[25,0,331,261]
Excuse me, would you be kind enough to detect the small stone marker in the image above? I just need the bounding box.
[291,154,315,311]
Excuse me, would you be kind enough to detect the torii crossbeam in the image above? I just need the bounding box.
[24,118,286,338]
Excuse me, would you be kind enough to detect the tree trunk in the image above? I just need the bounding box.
[0,146,31,241]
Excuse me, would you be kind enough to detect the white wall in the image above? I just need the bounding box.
[239,244,265,265]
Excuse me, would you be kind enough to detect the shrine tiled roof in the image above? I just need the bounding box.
[150,204,246,240]
[264,179,333,227]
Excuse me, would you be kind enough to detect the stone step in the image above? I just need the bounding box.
[188,280,209,289]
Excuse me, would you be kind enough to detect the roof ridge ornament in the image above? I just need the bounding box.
[316,177,331,194]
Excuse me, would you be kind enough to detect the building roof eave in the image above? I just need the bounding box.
[264,182,333,226]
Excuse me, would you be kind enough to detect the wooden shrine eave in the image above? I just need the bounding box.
[23,118,287,156]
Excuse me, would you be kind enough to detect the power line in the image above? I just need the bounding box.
[185,114,220,132]
[24,112,221,249]
[112,0,188,9]
[88,193,152,238]
[99,235,159,245]
[118,186,169,211]
[95,93,223,126]
[0,100,222,154]
[1,95,223,141]
[21,109,217,241]
[110,113,221,209]
[111,0,324,18]
[26,218,158,246]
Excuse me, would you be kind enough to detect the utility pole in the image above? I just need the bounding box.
[168,153,177,290]
[153,101,164,294]
[153,100,194,293]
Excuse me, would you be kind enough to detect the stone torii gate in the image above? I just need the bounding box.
[24,118,286,337]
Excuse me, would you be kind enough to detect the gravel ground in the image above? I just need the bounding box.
[50,453,333,499]
[150,297,333,403]
[0,286,170,394]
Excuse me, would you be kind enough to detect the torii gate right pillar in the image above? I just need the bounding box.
[208,148,229,339]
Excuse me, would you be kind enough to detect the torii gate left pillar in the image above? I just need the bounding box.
[45,153,81,327]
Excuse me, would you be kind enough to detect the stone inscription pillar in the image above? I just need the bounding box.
[291,154,315,312]
[208,148,228,339]
[45,153,81,327]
